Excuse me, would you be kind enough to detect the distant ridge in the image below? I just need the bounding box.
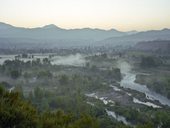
[0,22,170,48]
[0,22,127,41]
[97,28,170,46]
[134,40,170,53]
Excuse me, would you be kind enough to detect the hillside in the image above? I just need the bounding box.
[98,29,170,46]
[134,40,170,53]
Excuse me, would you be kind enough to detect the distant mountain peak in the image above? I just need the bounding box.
[0,22,14,29]
[108,28,119,31]
[42,24,61,29]
[162,28,170,31]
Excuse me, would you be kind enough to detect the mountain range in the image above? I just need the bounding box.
[0,22,170,49]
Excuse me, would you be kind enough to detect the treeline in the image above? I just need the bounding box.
[1,85,170,128]
[140,56,163,68]
[0,86,134,128]
[0,59,51,79]
[0,86,99,128]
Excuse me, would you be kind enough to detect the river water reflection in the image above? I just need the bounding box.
[119,61,170,107]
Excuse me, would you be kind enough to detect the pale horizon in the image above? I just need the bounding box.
[1,21,170,32]
[0,0,170,31]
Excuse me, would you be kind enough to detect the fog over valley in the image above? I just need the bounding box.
[1,0,170,128]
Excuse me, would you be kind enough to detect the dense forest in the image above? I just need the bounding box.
[0,51,170,128]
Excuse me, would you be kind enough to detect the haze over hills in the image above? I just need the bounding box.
[134,40,170,53]
[0,22,126,41]
[0,22,170,48]
[98,28,170,46]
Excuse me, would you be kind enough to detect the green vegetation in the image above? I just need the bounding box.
[140,56,162,68]
[136,74,170,99]
[0,86,99,128]
[0,53,170,128]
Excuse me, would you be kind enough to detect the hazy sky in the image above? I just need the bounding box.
[0,0,170,31]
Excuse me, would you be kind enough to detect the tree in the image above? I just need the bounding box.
[59,75,69,85]
[140,56,163,68]
[10,70,21,79]
[13,85,24,97]
[28,91,34,100]
[0,86,38,128]
[140,56,156,68]
[21,53,28,58]
[34,87,44,100]
[42,58,50,65]
[70,114,99,128]
[37,70,52,79]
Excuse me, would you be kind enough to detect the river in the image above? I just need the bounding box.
[119,61,170,107]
